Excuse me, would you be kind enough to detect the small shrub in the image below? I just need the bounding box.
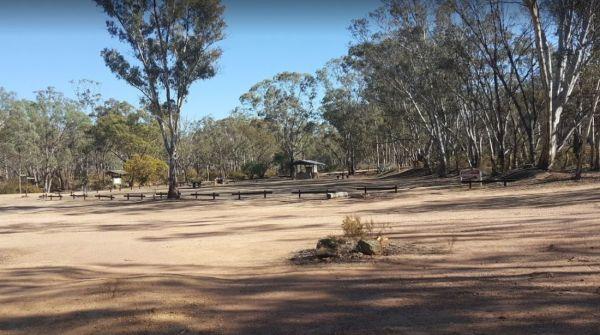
[228,170,247,181]
[341,215,374,238]
[0,179,42,194]
[124,154,168,186]
[264,166,278,178]
[341,215,391,239]
[241,161,269,179]
[89,173,112,191]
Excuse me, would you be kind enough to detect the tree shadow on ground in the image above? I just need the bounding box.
[0,258,599,335]
[358,186,600,216]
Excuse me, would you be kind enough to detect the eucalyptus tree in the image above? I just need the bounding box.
[240,72,318,176]
[0,89,20,181]
[94,0,226,198]
[568,54,600,179]
[524,0,600,169]
[3,102,36,190]
[318,58,380,174]
[188,113,277,179]
[0,89,12,178]
[0,88,12,133]
[29,88,88,192]
[90,99,163,165]
[349,0,462,176]
[302,123,345,170]
[455,0,540,170]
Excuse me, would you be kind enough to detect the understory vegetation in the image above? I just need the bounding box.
[1,0,599,194]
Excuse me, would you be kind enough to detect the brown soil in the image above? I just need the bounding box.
[0,176,599,334]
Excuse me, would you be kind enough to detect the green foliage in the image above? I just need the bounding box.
[0,180,42,194]
[90,100,163,162]
[183,113,277,179]
[88,172,112,191]
[124,155,168,186]
[318,58,381,173]
[30,88,90,192]
[241,161,269,179]
[228,170,247,181]
[264,166,279,178]
[2,0,600,192]
[240,72,318,169]
[95,0,226,197]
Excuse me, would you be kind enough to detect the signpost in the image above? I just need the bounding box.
[460,168,482,189]
[460,168,482,181]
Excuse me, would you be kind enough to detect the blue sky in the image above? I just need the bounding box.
[0,0,379,120]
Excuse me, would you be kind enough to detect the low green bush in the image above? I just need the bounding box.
[241,161,269,179]
[0,179,43,194]
[228,170,247,181]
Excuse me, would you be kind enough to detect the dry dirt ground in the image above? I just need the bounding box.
[0,176,599,335]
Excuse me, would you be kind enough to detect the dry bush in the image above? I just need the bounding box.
[341,215,392,239]
[0,180,42,194]
[341,215,374,238]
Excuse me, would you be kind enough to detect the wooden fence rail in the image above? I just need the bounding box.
[461,179,515,189]
[95,194,115,200]
[291,189,336,199]
[153,192,169,200]
[124,193,145,200]
[355,185,398,195]
[70,193,88,200]
[190,192,220,200]
[231,190,272,200]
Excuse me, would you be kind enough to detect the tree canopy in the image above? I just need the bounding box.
[1,0,600,194]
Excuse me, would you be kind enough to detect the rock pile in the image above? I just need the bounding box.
[291,235,395,264]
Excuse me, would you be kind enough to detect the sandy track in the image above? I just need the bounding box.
[0,178,599,334]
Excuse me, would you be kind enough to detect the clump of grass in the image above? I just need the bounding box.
[341,215,373,238]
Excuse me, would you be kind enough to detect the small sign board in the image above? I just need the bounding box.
[460,168,482,181]
[113,177,122,186]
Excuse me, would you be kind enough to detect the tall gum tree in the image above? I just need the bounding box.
[524,0,599,169]
[240,72,318,177]
[94,0,225,198]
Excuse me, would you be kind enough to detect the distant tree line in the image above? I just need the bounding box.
[1,0,599,194]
